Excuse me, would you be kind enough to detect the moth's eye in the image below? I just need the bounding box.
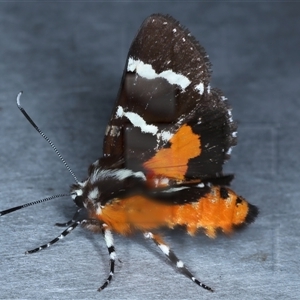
[74,195,84,208]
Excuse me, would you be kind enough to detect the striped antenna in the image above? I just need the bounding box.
[0,194,70,216]
[16,92,80,184]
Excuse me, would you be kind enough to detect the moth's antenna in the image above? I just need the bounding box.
[0,194,70,216]
[16,92,80,184]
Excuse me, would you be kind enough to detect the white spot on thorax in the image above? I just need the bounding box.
[90,168,146,184]
[127,57,191,90]
[96,204,102,215]
[88,187,99,200]
[71,180,87,199]
[173,28,177,33]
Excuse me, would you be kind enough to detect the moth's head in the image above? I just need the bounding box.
[70,180,89,208]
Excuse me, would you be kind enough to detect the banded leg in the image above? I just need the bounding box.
[144,232,213,292]
[26,221,81,254]
[98,225,116,291]
[81,220,116,291]
[55,208,82,227]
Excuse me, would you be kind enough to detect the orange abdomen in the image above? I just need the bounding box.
[98,186,252,238]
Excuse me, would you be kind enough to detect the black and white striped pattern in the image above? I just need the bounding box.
[144,232,213,292]
[25,221,82,254]
[26,219,116,291]
[55,208,82,227]
[98,225,116,291]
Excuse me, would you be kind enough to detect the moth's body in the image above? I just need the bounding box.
[1,13,258,292]
[72,168,255,238]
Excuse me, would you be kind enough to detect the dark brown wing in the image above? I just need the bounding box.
[102,14,236,183]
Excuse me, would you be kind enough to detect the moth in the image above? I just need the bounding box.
[1,14,258,292]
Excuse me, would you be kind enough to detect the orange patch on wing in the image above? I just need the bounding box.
[143,124,201,180]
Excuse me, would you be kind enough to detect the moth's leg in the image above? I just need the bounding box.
[144,232,213,292]
[26,221,82,254]
[82,220,116,291]
[55,208,82,227]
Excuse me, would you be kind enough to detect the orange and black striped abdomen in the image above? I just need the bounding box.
[97,186,258,237]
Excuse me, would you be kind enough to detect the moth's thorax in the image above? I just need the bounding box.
[70,164,147,211]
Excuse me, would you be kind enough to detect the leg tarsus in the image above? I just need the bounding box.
[25,221,81,254]
[144,232,214,292]
[97,225,116,291]
[55,208,82,227]
[81,221,116,292]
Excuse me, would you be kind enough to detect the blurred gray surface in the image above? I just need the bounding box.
[0,2,299,300]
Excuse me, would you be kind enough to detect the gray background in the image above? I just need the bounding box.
[0,2,299,300]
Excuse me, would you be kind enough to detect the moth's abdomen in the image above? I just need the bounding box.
[172,186,258,238]
[97,186,258,237]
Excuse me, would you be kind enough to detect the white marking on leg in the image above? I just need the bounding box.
[104,228,114,248]
[158,244,170,256]
[144,232,153,239]
[176,260,184,268]
[110,252,117,260]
